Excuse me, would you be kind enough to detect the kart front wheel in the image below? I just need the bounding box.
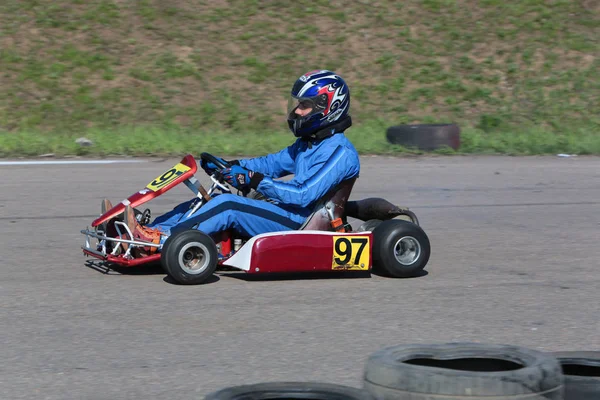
[161,229,218,285]
[372,219,430,278]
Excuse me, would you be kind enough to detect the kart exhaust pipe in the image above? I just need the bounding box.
[344,198,419,225]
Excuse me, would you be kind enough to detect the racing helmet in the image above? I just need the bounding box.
[287,70,351,138]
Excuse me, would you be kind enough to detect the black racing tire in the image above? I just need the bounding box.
[363,343,564,400]
[160,229,218,285]
[358,219,383,232]
[205,382,374,400]
[550,351,600,400]
[372,219,430,278]
[386,124,460,151]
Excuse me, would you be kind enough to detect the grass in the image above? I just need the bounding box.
[0,0,598,156]
[2,122,599,158]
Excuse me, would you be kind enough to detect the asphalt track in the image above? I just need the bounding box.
[1,155,599,400]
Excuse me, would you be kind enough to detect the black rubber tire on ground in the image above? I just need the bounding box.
[550,351,600,400]
[386,124,460,151]
[160,229,218,285]
[363,343,564,400]
[205,382,375,400]
[371,219,430,278]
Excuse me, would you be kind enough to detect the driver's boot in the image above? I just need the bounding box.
[101,198,113,215]
[121,205,162,256]
[100,198,114,233]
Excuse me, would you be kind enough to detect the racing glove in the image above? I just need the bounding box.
[200,156,240,175]
[221,165,264,191]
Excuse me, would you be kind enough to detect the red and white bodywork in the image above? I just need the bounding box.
[222,231,373,274]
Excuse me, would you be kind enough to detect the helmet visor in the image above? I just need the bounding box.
[287,94,327,120]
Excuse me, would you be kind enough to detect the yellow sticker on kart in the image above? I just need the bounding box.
[146,163,191,191]
[332,235,370,270]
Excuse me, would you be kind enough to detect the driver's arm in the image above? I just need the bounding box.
[235,141,300,179]
[249,145,360,208]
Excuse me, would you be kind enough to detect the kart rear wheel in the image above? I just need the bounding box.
[372,219,430,278]
[161,229,218,285]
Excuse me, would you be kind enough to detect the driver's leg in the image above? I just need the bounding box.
[145,198,197,230]
[156,193,307,239]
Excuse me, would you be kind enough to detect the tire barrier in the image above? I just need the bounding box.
[551,351,600,400]
[363,343,563,399]
[386,124,461,151]
[206,343,600,400]
[205,382,375,400]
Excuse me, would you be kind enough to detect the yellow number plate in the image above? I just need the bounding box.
[332,235,370,270]
[146,163,191,192]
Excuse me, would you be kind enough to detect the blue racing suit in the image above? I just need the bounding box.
[147,132,360,241]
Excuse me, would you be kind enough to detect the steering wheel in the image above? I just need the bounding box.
[199,152,253,198]
[200,152,231,170]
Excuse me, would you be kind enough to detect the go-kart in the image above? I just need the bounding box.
[81,153,431,285]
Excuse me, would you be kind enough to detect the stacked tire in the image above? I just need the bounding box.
[362,343,564,399]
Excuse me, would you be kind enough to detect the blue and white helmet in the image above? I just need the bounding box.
[287,70,351,138]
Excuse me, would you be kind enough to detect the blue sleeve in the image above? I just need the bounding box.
[254,145,360,208]
[238,141,299,179]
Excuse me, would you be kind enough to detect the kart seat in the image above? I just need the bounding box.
[298,178,356,231]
